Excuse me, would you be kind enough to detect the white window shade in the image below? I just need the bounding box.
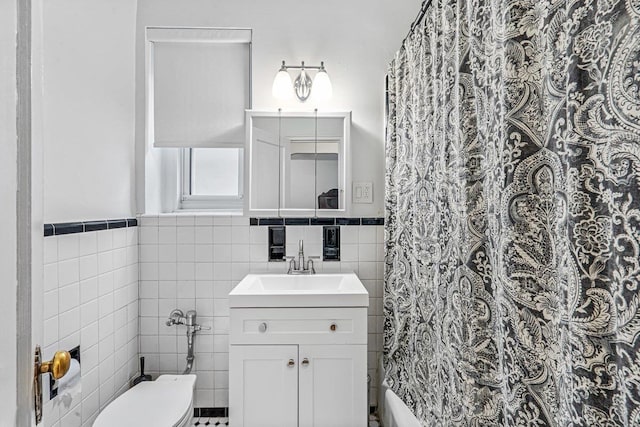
[148,28,251,148]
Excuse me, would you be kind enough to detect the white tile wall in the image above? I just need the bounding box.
[43,227,139,427]
[138,215,384,407]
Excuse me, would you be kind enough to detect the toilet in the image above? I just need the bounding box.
[93,374,196,427]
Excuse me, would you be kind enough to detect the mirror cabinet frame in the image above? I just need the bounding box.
[245,110,351,217]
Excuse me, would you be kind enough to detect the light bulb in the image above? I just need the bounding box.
[312,68,332,102]
[272,68,293,100]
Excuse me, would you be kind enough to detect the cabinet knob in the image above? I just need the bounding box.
[287,359,295,367]
[330,323,337,332]
[259,322,268,333]
[301,358,310,366]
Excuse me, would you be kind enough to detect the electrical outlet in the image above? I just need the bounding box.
[352,182,373,204]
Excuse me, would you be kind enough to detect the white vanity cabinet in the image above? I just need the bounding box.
[229,307,368,427]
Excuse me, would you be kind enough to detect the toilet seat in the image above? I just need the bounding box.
[93,375,196,427]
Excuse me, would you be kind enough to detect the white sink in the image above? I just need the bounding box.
[229,273,369,308]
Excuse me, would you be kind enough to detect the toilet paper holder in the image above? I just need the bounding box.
[33,345,74,425]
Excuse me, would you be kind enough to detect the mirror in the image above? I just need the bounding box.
[246,111,351,216]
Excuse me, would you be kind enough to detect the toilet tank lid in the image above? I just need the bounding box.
[93,375,196,427]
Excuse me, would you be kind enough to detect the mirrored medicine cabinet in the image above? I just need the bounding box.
[245,110,351,217]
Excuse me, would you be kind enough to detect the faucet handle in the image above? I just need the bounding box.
[306,256,320,274]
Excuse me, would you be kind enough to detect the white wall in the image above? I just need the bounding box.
[0,0,18,424]
[42,0,137,223]
[135,0,423,217]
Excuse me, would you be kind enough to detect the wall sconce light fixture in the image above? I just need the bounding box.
[272,60,332,102]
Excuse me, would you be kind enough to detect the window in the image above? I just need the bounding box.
[180,148,244,210]
[145,27,251,212]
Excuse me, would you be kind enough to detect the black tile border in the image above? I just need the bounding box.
[44,217,138,237]
[336,217,361,225]
[285,218,310,226]
[251,217,383,226]
[362,217,384,225]
[257,218,284,226]
[194,407,228,418]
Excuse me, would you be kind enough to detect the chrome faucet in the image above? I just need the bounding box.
[166,309,210,374]
[286,240,319,274]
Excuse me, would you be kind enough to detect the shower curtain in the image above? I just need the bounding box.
[384,0,640,424]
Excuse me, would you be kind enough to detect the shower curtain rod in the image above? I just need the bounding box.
[403,0,431,43]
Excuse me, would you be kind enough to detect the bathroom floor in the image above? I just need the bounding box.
[191,416,381,426]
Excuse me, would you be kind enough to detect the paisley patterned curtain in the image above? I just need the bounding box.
[384,0,640,424]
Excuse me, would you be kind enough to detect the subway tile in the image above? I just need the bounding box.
[158,281,177,299]
[139,262,158,281]
[213,227,232,244]
[213,245,232,263]
[159,354,178,372]
[139,216,158,227]
[177,281,196,299]
[177,262,196,281]
[97,272,114,296]
[139,299,159,317]
[58,234,79,261]
[139,245,158,263]
[213,216,232,226]
[44,316,58,347]
[58,259,80,287]
[158,226,177,245]
[158,262,177,281]
[59,307,80,339]
[81,321,99,350]
[195,227,214,244]
[44,237,58,264]
[158,245,177,263]
[359,244,377,262]
[195,216,214,226]
[139,227,158,245]
[80,299,99,326]
[78,232,98,256]
[359,226,377,244]
[158,216,177,226]
[44,290,59,320]
[59,282,80,314]
[177,226,195,244]
[176,244,196,263]
[195,281,215,299]
[97,251,113,275]
[231,216,248,226]
[194,245,214,263]
[176,215,195,227]
[44,263,58,292]
[231,244,251,263]
[96,230,113,252]
[79,255,98,281]
[195,263,214,281]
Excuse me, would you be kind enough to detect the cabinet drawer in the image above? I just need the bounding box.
[230,307,367,345]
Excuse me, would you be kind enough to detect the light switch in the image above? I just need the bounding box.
[352,182,373,204]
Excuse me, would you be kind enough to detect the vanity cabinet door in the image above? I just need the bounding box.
[229,345,298,427]
[298,344,367,427]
